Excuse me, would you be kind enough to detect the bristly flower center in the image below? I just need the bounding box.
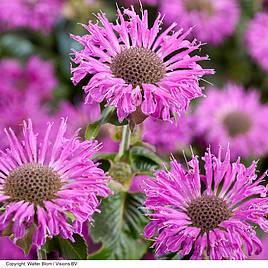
[187,195,232,233]
[4,163,62,205]
[223,111,252,137]
[184,0,214,15]
[110,47,166,87]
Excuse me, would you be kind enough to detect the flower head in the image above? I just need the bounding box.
[0,56,57,104]
[54,101,119,153]
[0,0,64,33]
[246,12,268,73]
[160,0,240,45]
[0,95,50,150]
[71,7,213,124]
[143,148,268,259]
[0,119,111,249]
[194,83,268,159]
[142,116,192,153]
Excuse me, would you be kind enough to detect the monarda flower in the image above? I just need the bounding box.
[143,148,268,259]
[55,101,119,153]
[142,116,192,153]
[0,95,50,150]
[194,83,268,159]
[0,0,64,33]
[0,119,111,249]
[160,0,240,45]
[246,12,268,73]
[71,7,213,124]
[0,56,57,105]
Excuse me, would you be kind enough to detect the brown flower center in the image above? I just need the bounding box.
[4,163,62,204]
[110,47,165,87]
[187,195,232,233]
[223,111,252,137]
[184,0,214,15]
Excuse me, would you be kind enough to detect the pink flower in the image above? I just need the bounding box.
[142,115,193,153]
[246,12,268,73]
[0,56,57,104]
[71,7,213,124]
[54,101,119,153]
[143,147,268,259]
[0,95,50,150]
[0,237,34,260]
[0,0,64,33]
[0,119,111,250]
[251,236,268,260]
[160,0,240,45]
[194,83,268,159]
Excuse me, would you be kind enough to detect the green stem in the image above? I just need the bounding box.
[37,248,47,260]
[116,125,131,160]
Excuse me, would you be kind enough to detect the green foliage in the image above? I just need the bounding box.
[90,192,148,259]
[44,235,88,260]
[129,145,163,174]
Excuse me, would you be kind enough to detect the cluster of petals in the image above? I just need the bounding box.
[160,0,240,45]
[0,119,111,249]
[0,56,57,104]
[194,83,268,159]
[55,101,119,152]
[0,0,64,33]
[142,115,193,153]
[143,148,268,259]
[71,7,213,123]
[246,12,268,73]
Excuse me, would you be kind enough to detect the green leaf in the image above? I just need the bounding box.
[85,121,100,140]
[90,192,148,259]
[44,235,88,260]
[88,246,112,260]
[129,146,163,173]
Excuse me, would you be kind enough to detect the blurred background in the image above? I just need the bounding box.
[0,0,268,260]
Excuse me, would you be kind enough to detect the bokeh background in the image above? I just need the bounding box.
[0,0,268,260]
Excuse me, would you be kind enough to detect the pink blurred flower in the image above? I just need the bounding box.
[71,7,213,124]
[0,95,50,150]
[55,101,119,153]
[194,83,268,159]
[121,0,158,6]
[246,12,268,73]
[143,147,268,259]
[142,115,192,153]
[0,56,57,104]
[160,0,240,45]
[0,0,64,33]
[0,237,34,260]
[0,119,111,250]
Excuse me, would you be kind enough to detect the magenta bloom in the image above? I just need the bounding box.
[194,83,268,159]
[0,237,34,260]
[0,95,50,150]
[142,116,192,153]
[71,7,213,123]
[160,0,240,45]
[0,119,111,249]
[143,148,268,259]
[55,101,119,153]
[0,56,57,104]
[251,236,268,260]
[246,12,268,73]
[0,0,64,33]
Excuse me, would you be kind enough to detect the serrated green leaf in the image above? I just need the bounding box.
[129,146,163,173]
[90,192,148,259]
